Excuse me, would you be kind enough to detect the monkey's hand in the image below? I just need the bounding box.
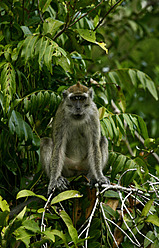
[98,176,110,186]
[90,176,110,188]
[48,176,70,195]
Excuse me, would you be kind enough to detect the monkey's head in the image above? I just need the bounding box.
[63,82,94,120]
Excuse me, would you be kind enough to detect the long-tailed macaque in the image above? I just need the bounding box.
[40,83,109,195]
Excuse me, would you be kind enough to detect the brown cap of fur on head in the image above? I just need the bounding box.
[68,82,88,94]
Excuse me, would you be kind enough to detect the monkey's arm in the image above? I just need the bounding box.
[87,118,109,186]
[47,139,69,194]
[40,132,69,195]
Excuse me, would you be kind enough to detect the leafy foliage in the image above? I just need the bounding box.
[0,0,159,247]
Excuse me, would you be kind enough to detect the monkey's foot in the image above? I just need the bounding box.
[47,176,70,195]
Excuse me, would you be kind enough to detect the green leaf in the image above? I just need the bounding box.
[44,45,54,73]
[14,226,31,248]
[141,199,154,217]
[122,160,137,186]
[144,231,155,248]
[77,29,96,43]
[39,0,52,13]
[137,70,146,89]
[102,204,116,218]
[60,210,78,245]
[16,189,47,201]
[43,17,64,36]
[16,207,27,220]
[100,120,108,137]
[23,219,40,233]
[55,56,72,73]
[137,70,158,100]
[123,114,134,136]
[43,230,55,242]
[21,35,38,62]
[109,116,119,140]
[99,107,106,120]
[111,154,126,180]
[0,196,10,212]
[102,118,114,139]
[35,36,44,57]
[107,71,120,85]
[51,190,82,205]
[117,87,126,112]
[104,190,119,199]
[9,110,33,142]
[38,39,49,65]
[43,230,68,247]
[77,29,108,53]
[0,211,9,231]
[116,115,125,136]
[1,62,16,97]
[146,78,158,101]
[21,26,32,36]
[128,69,137,86]
[108,152,118,167]
[146,214,159,227]
[137,116,149,139]
[30,35,39,59]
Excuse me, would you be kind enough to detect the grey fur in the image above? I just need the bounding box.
[40,85,109,195]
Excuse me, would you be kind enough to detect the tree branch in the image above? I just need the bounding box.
[94,0,123,31]
[70,1,104,28]
[38,0,44,23]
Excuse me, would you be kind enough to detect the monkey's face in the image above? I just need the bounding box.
[63,91,93,120]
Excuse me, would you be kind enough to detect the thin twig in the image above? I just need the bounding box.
[100,201,141,247]
[101,203,119,248]
[37,0,45,23]
[85,197,99,248]
[119,190,141,246]
[41,189,55,248]
[53,24,67,41]
[70,1,104,28]
[94,0,123,31]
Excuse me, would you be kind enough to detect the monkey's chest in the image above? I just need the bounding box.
[65,132,87,161]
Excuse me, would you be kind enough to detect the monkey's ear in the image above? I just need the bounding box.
[62,90,68,99]
[88,88,94,99]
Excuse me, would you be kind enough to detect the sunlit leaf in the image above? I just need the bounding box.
[146,214,159,227]
[95,41,108,54]
[0,196,10,212]
[51,190,82,205]
[59,210,78,245]
[39,0,52,13]
[43,17,64,36]
[16,190,47,201]
[142,199,154,217]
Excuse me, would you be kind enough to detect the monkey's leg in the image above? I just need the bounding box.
[48,142,70,195]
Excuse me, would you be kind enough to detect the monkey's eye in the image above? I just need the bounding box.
[70,96,87,101]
